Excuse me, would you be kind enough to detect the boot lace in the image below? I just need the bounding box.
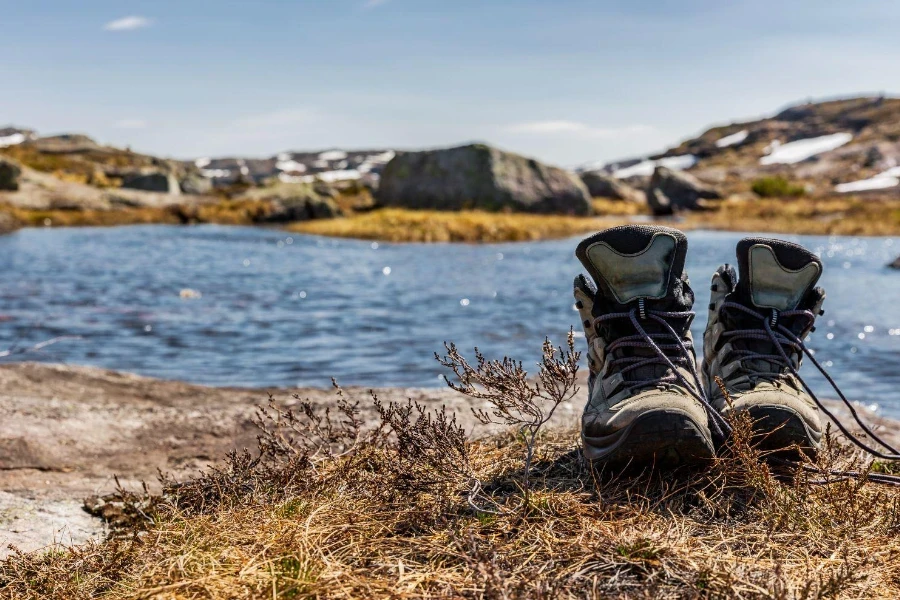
[596,302,900,486]
[594,307,731,443]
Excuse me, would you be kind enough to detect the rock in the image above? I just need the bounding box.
[180,174,213,195]
[0,211,20,235]
[0,159,21,191]
[33,134,101,154]
[647,188,673,216]
[240,182,343,223]
[377,144,591,215]
[646,167,722,214]
[120,171,181,195]
[580,171,644,202]
[889,255,900,270]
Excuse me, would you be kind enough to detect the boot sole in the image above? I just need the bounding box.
[746,406,822,457]
[583,410,715,470]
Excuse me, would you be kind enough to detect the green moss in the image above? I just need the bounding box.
[751,176,807,198]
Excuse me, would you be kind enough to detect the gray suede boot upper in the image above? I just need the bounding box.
[574,225,714,467]
[703,237,826,452]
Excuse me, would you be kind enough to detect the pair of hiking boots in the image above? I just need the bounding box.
[575,225,825,467]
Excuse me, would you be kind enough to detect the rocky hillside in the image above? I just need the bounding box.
[586,96,900,198]
[190,149,395,188]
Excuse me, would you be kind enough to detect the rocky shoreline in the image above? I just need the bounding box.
[1,362,898,558]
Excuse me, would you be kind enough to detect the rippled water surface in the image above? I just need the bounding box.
[1,226,898,414]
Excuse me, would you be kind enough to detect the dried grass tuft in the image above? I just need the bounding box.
[3,343,900,599]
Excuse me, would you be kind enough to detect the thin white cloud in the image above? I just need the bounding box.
[114,119,148,129]
[232,108,318,129]
[505,120,655,138]
[104,16,154,31]
[363,0,389,9]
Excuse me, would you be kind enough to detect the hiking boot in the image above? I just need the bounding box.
[703,237,826,454]
[575,225,716,467]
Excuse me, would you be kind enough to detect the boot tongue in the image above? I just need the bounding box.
[735,238,822,311]
[575,225,687,307]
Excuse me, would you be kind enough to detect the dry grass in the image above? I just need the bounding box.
[288,204,639,243]
[684,196,900,236]
[3,339,900,599]
[2,194,898,242]
[0,199,277,229]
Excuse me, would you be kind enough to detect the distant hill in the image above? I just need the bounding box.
[585,96,900,196]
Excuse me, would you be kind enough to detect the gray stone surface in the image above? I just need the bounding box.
[121,171,181,195]
[180,174,214,195]
[0,158,21,191]
[378,144,592,215]
[647,166,722,214]
[580,170,643,202]
[239,182,344,222]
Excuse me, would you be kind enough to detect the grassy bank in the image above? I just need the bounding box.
[683,196,900,237]
[289,203,640,243]
[291,197,900,242]
[2,340,899,598]
[3,195,899,242]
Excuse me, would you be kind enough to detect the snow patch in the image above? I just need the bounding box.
[715,129,748,148]
[280,170,362,184]
[0,133,26,148]
[276,159,307,173]
[277,152,292,162]
[318,150,348,161]
[194,157,211,168]
[835,166,900,193]
[759,133,852,165]
[612,154,697,179]
[201,168,232,178]
[366,150,396,164]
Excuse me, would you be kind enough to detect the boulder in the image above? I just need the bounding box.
[0,211,20,235]
[647,187,673,216]
[180,174,213,195]
[33,134,101,154]
[646,166,721,214]
[120,171,181,195]
[580,170,644,202]
[239,182,343,223]
[889,255,900,270]
[0,159,21,191]
[377,144,591,215]
[261,196,342,222]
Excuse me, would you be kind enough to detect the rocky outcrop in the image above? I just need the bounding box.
[0,158,21,191]
[378,144,591,215]
[580,171,644,202]
[0,211,20,234]
[33,134,102,154]
[120,171,181,195]
[180,174,214,195]
[646,167,722,215]
[646,187,673,216]
[889,255,900,270]
[239,182,343,223]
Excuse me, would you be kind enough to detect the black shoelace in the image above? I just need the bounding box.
[594,308,731,443]
[596,302,900,485]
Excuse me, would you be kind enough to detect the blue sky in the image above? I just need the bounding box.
[2,1,899,165]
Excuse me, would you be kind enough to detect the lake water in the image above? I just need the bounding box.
[1,226,898,414]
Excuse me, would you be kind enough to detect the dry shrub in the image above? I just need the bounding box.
[3,342,900,599]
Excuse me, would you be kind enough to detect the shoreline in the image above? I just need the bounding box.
[1,362,898,557]
[2,196,899,243]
